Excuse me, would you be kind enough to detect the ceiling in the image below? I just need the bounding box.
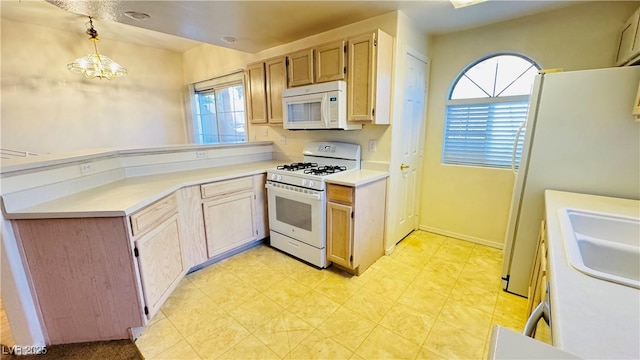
[1,0,590,53]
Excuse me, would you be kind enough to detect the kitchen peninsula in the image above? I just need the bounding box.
[1,142,388,345]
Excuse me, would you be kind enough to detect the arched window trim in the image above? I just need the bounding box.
[442,52,542,169]
[447,52,542,101]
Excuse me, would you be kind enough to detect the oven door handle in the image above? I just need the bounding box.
[265,182,322,201]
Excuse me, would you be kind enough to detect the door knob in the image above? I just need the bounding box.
[400,164,410,170]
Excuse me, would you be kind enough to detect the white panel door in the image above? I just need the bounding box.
[389,51,428,246]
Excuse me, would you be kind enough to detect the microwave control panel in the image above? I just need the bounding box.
[329,96,338,123]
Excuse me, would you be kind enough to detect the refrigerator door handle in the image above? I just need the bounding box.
[511,120,527,175]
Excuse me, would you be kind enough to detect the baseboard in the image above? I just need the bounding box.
[418,225,503,249]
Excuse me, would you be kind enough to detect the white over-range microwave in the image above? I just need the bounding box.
[282,80,362,130]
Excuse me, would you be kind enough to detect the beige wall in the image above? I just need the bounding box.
[1,19,187,154]
[420,1,639,247]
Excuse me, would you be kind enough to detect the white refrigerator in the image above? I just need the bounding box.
[501,66,640,296]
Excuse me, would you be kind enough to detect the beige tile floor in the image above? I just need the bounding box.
[136,230,528,360]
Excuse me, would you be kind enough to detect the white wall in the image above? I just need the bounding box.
[0,19,188,154]
[420,1,639,247]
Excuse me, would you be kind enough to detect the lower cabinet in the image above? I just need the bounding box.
[327,201,353,268]
[326,178,387,275]
[203,190,257,257]
[14,217,146,345]
[200,174,268,258]
[527,220,548,319]
[13,174,270,345]
[133,214,184,320]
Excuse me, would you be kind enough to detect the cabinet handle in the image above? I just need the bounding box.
[523,301,550,337]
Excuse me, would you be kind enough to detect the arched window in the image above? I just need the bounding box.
[442,53,541,168]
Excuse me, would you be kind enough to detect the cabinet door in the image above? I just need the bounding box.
[203,190,257,258]
[315,41,345,83]
[327,201,353,269]
[135,215,184,320]
[266,57,287,124]
[288,49,314,87]
[247,62,268,124]
[347,32,375,122]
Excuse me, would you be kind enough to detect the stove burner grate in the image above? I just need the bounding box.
[276,162,318,171]
[303,165,347,176]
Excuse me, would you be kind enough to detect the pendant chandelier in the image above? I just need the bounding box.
[67,17,127,80]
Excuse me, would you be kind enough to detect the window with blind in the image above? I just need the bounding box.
[191,71,247,144]
[443,54,541,168]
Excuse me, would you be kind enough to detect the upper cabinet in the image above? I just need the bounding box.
[315,40,346,83]
[265,57,287,124]
[247,57,287,125]
[288,42,346,87]
[347,29,393,124]
[246,28,392,126]
[288,49,314,87]
[615,6,640,66]
[246,62,268,124]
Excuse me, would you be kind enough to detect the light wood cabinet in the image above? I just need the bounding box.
[615,7,640,66]
[14,217,145,344]
[287,41,345,87]
[12,174,270,344]
[176,186,208,269]
[288,49,314,87]
[12,194,187,344]
[315,40,346,83]
[246,57,287,125]
[527,220,548,318]
[327,201,353,268]
[201,174,267,258]
[347,29,393,124]
[246,62,268,124]
[326,178,387,275]
[265,57,287,124]
[133,213,184,320]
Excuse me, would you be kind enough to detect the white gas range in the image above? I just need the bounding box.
[266,142,361,267]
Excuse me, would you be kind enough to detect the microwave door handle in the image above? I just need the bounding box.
[320,96,327,125]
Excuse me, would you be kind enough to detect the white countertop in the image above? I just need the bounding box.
[488,326,580,359]
[326,169,389,187]
[545,190,640,359]
[4,160,281,219]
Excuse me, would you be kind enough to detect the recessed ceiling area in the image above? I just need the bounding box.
[1,0,589,53]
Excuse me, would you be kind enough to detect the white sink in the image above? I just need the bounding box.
[558,208,640,289]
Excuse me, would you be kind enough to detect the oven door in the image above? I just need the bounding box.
[266,181,325,248]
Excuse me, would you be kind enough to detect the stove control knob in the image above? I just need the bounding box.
[271,174,277,180]
[277,175,282,181]
[308,180,314,188]
[301,179,307,186]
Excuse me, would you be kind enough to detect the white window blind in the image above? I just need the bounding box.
[443,98,529,168]
[442,53,540,168]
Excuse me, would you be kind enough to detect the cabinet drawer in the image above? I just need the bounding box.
[130,194,177,237]
[201,176,254,199]
[327,184,354,204]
